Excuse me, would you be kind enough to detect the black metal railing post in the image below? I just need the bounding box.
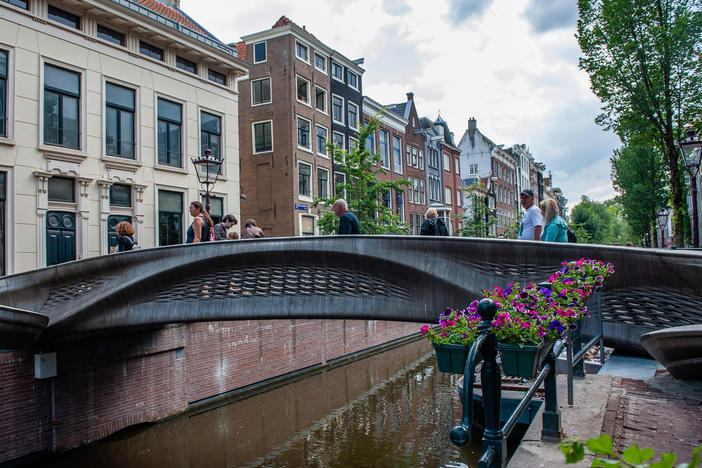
[541,347,562,441]
[571,317,585,377]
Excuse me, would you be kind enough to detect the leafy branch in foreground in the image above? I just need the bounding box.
[561,434,701,468]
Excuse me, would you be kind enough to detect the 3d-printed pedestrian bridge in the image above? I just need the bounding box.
[1,236,700,352]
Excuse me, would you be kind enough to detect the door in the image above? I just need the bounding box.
[46,211,75,266]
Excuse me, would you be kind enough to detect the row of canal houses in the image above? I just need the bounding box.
[0,0,562,275]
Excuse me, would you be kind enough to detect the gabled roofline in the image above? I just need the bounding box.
[363,96,407,133]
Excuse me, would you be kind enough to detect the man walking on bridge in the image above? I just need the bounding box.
[518,189,542,241]
[333,199,360,235]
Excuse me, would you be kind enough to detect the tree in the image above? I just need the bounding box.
[453,184,496,237]
[577,0,702,245]
[610,137,668,244]
[570,196,633,244]
[314,116,408,235]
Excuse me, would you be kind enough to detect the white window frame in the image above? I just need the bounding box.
[297,116,312,152]
[348,137,358,153]
[455,158,460,175]
[378,129,390,169]
[316,124,328,157]
[457,190,462,207]
[392,135,402,174]
[332,131,345,150]
[334,171,347,198]
[407,177,414,203]
[347,101,359,130]
[252,119,273,154]
[331,94,344,125]
[298,160,313,201]
[251,77,272,106]
[469,163,479,175]
[317,166,329,199]
[347,70,359,91]
[253,41,267,64]
[443,153,450,171]
[314,52,327,74]
[445,186,452,205]
[296,75,311,107]
[0,46,15,144]
[331,61,344,82]
[314,85,328,114]
[295,41,310,63]
[299,213,318,236]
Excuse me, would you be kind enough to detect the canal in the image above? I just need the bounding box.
[29,338,526,467]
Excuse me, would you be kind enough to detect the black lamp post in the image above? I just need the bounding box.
[656,208,669,248]
[191,148,223,213]
[677,128,702,247]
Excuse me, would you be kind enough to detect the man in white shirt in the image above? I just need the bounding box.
[518,189,543,241]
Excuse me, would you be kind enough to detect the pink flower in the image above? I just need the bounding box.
[421,325,429,335]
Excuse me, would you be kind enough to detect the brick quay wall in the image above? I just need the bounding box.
[0,319,419,463]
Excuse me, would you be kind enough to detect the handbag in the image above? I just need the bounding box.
[209,227,216,242]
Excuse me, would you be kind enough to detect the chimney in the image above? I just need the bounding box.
[158,0,180,7]
[468,117,477,133]
[406,92,414,101]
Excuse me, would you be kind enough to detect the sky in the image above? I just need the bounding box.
[180,0,622,211]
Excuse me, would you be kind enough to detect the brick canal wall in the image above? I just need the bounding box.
[0,319,418,463]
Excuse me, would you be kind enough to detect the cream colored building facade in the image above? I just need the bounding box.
[0,0,248,274]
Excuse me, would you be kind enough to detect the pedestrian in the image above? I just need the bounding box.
[539,199,568,242]
[518,189,543,241]
[228,231,239,240]
[241,219,264,239]
[332,199,360,234]
[186,201,213,243]
[419,208,449,236]
[212,214,238,241]
[115,221,137,252]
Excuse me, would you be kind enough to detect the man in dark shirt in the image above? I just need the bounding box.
[332,199,360,234]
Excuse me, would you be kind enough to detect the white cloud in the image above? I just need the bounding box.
[179,0,620,211]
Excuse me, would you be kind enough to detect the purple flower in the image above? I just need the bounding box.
[549,320,565,334]
[539,288,552,297]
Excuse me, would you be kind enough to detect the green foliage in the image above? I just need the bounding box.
[453,184,495,237]
[571,196,632,245]
[502,209,523,240]
[313,116,408,235]
[577,0,702,245]
[561,435,701,467]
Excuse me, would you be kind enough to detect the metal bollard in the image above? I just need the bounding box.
[541,347,562,441]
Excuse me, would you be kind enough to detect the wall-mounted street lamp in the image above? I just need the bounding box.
[191,148,223,213]
[676,128,702,247]
[656,208,669,248]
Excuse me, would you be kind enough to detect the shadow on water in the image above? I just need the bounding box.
[26,339,527,468]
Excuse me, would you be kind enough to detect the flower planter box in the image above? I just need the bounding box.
[498,340,554,378]
[433,343,472,374]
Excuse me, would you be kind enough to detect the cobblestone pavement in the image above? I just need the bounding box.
[602,370,702,463]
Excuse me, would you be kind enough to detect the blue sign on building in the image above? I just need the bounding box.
[295,204,308,211]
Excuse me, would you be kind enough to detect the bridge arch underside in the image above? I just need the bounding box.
[0,236,700,354]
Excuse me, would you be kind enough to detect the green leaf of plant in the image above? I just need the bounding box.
[588,434,614,455]
[561,438,586,464]
[592,458,622,467]
[650,452,676,468]
[678,446,702,468]
[622,444,655,464]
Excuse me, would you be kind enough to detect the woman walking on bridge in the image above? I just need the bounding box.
[186,201,213,243]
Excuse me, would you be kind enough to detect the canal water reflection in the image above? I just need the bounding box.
[32,339,524,467]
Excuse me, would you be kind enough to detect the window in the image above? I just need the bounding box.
[314,53,326,73]
[97,25,124,46]
[469,163,479,175]
[455,158,460,175]
[445,187,451,205]
[251,77,271,105]
[105,82,135,158]
[301,215,315,236]
[443,153,450,171]
[203,195,223,225]
[176,56,196,74]
[48,177,74,202]
[295,41,309,62]
[48,5,80,29]
[409,213,414,235]
[332,131,344,149]
[317,167,329,199]
[407,177,414,203]
[44,64,80,149]
[298,162,311,198]
[0,172,5,274]
[334,172,346,197]
[381,190,391,210]
[331,61,343,81]
[3,0,28,9]
[347,102,359,129]
[392,135,402,173]
[413,178,419,203]
[406,145,412,167]
[157,98,182,166]
[253,120,272,153]
[419,150,424,170]
[158,190,183,246]
[315,86,327,113]
[110,184,131,207]
[0,50,7,137]
[365,125,375,154]
[296,75,310,105]
[253,42,266,63]
[208,69,225,85]
[348,137,358,151]
[412,147,418,167]
[297,116,311,150]
[139,41,163,61]
[332,95,344,124]
[316,125,328,156]
[457,190,462,207]
[420,180,426,204]
[201,111,221,158]
[347,71,358,90]
[378,129,389,168]
[395,191,404,218]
